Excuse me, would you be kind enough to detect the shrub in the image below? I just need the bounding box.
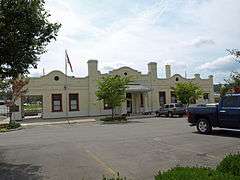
[7,121,21,129]
[100,116,127,122]
[155,167,240,180]
[0,122,21,133]
[216,153,240,176]
[0,128,8,133]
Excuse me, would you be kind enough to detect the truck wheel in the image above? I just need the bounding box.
[196,119,212,134]
[156,112,160,117]
[168,112,173,118]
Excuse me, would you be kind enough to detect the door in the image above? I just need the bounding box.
[126,93,132,114]
[219,95,240,128]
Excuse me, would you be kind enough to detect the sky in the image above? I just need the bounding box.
[29,0,240,83]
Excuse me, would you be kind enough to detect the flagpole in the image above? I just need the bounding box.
[65,50,70,124]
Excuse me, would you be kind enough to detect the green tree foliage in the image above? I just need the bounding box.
[0,0,61,79]
[220,72,240,96]
[0,79,10,100]
[227,49,240,62]
[96,76,129,118]
[173,82,203,106]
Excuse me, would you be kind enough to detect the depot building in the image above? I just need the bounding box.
[19,60,214,119]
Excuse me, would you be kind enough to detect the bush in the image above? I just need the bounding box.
[7,122,21,129]
[0,128,8,133]
[216,153,240,176]
[100,115,127,122]
[155,167,240,180]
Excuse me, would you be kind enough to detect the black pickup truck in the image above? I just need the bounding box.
[187,94,240,134]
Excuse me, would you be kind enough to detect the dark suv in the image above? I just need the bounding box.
[156,103,186,117]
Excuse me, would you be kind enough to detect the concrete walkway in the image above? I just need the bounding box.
[21,118,96,127]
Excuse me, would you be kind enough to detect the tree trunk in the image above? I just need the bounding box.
[111,108,114,119]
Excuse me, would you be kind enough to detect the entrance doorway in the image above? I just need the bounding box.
[126,93,132,114]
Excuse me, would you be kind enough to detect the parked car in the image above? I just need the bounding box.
[156,103,186,117]
[187,94,240,134]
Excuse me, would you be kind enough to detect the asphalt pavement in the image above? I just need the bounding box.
[0,117,240,180]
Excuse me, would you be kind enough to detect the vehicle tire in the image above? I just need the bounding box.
[196,119,212,134]
[168,111,173,118]
[156,112,160,117]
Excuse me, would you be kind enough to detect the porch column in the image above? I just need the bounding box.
[144,93,149,112]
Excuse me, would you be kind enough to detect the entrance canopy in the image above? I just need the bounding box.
[126,84,152,93]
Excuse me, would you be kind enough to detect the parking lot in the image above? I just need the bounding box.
[0,117,240,180]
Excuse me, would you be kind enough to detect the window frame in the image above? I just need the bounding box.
[52,94,62,112]
[69,93,79,111]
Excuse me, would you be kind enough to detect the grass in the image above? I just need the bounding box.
[102,154,240,180]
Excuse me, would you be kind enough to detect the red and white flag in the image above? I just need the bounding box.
[65,50,73,72]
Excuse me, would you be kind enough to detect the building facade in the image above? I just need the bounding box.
[22,60,214,119]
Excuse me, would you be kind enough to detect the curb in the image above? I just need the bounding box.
[21,119,96,127]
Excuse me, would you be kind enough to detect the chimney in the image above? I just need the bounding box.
[148,62,157,78]
[194,74,200,79]
[87,60,98,78]
[165,65,171,78]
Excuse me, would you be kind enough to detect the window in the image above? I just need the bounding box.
[126,93,132,99]
[140,93,144,107]
[222,96,240,108]
[164,104,169,108]
[54,76,59,81]
[203,93,209,100]
[171,91,177,103]
[69,94,79,111]
[169,104,174,108]
[52,94,62,112]
[176,77,179,81]
[159,91,166,106]
[104,99,112,110]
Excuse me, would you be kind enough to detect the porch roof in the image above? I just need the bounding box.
[126,84,152,93]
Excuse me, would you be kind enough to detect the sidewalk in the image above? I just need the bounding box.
[21,118,96,127]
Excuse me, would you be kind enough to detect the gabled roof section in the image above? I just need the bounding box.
[109,66,142,76]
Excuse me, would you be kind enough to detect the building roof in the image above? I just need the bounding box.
[126,84,152,93]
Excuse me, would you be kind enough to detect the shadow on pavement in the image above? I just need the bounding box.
[0,162,42,180]
[193,129,240,138]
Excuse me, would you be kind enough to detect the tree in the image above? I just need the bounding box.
[173,82,203,106]
[220,72,240,96]
[227,49,240,62]
[4,78,29,123]
[0,79,11,100]
[96,76,129,119]
[0,0,61,79]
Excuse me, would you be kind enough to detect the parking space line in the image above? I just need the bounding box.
[84,148,117,176]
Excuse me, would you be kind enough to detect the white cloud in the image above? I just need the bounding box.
[183,37,215,48]
[33,0,240,82]
[199,55,237,71]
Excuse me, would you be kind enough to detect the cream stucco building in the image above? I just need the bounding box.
[20,60,214,119]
